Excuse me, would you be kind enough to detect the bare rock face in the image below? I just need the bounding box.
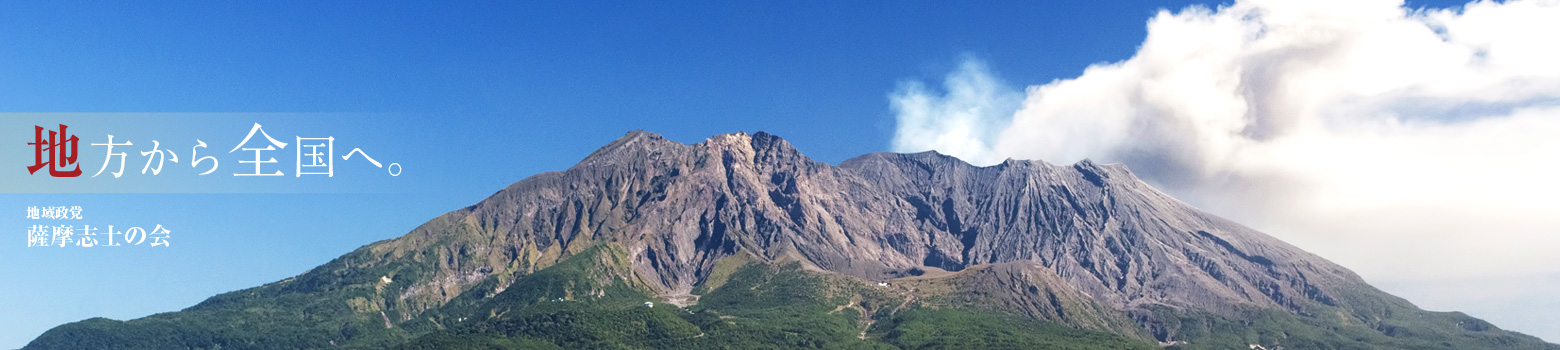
[345,130,1535,343]
[836,150,1359,315]
[431,130,1355,311]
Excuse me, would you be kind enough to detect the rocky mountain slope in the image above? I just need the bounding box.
[26,130,1557,349]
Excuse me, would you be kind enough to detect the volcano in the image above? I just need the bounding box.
[27,131,1556,350]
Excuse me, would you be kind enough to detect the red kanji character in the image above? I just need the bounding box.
[26,124,82,177]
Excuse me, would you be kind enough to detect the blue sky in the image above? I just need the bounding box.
[0,0,1519,348]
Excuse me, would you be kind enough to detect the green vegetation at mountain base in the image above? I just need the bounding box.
[26,244,1548,350]
[396,251,1159,350]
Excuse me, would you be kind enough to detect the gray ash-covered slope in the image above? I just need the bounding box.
[565,130,1351,315]
[27,130,1556,349]
[839,149,1340,314]
[389,130,1546,345]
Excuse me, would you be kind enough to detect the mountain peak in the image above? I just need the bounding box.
[613,129,667,146]
[31,129,1554,350]
[692,130,808,168]
[578,129,681,166]
[697,130,792,150]
[747,130,787,150]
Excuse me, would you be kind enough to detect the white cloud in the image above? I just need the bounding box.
[891,0,1560,341]
[890,57,1022,165]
